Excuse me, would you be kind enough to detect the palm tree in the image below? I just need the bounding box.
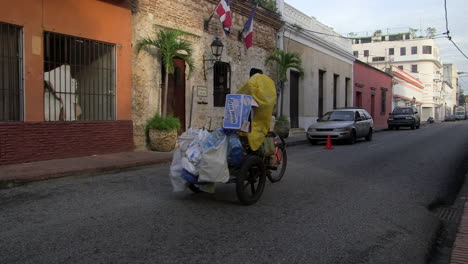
[136,29,195,118]
[266,49,304,116]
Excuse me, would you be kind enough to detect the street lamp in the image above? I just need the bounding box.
[203,37,224,80]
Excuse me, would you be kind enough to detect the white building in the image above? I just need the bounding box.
[277,1,354,130]
[391,66,424,113]
[443,64,460,115]
[352,32,444,121]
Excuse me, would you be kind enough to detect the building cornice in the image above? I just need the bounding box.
[392,67,425,89]
[284,24,355,64]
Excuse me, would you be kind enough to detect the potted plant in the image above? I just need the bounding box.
[136,29,194,118]
[274,115,290,138]
[145,113,181,152]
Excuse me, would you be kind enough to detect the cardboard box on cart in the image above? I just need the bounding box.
[222,94,255,132]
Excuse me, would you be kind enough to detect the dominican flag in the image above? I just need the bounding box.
[242,5,257,49]
[215,0,232,35]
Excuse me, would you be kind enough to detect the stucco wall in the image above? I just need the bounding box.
[0,0,132,121]
[283,38,353,129]
[0,0,133,164]
[353,61,393,129]
[131,0,281,147]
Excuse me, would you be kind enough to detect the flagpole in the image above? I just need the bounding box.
[204,1,220,30]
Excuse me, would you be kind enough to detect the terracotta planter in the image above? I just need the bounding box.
[148,129,177,152]
[274,120,290,138]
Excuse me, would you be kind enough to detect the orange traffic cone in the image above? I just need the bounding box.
[324,135,334,150]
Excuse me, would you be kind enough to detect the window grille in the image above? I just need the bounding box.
[372,56,385,62]
[0,22,23,121]
[213,62,230,107]
[43,32,116,121]
[381,89,387,113]
[422,45,432,54]
[400,47,406,56]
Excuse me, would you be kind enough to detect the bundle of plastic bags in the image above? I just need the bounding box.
[169,128,244,192]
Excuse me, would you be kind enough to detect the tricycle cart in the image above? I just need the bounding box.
[189,131,287,205]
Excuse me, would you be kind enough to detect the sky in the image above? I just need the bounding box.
[285,0,468,93]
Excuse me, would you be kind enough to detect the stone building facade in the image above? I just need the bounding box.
[131,0,282,148]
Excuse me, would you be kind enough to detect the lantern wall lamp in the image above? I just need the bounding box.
[203,37,224,80]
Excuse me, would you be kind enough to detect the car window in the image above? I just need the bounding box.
[358,110,368,120]
[321,111,355,121]
[355,111,361,120]
[364,111,372,120]
[393,108,412,114]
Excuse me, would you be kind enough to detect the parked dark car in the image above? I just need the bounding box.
[444,115,457,122]
[387,106,421,130]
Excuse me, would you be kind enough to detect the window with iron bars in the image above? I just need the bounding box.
[43,32,116,121]
[0,22,23,122]
[213,62,231,107]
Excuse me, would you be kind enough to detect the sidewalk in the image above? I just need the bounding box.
[451,199,468,264]
[0,134,309,187]
[450,173,468,264]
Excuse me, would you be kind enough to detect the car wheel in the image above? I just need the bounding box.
[416,123,420,129]
[348,130,356,145]
[365,128,373,141]
[411,123,415,130]
[388,125,393,130]
[308,138,317,145]
[396,126,400,130]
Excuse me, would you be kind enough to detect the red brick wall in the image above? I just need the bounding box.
[0,121,134,165]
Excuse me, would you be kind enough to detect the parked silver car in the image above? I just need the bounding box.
[306,108,374,145]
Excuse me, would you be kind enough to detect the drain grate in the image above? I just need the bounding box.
[437,208,461,222]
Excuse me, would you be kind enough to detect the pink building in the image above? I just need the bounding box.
[353,60,393,129]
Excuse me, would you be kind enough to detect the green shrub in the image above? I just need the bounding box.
[276,115,289,121]
[145,113,181,132]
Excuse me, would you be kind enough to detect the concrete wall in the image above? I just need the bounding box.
[132,0,282,147]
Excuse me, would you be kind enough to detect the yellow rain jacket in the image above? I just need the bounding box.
[237,74,277,151]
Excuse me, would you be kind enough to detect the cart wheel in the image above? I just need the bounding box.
[188,183,201,193]
[236,155,266,205]
[267,137,287,183]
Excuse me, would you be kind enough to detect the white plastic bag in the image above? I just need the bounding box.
[178,128,200,152]
[198,136,230,183]
[169,148,186,192]
[182,156,199,176]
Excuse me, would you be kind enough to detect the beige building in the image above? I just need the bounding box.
[131,0,282,147]
[278,1,354,130]
[352,32,445,121]
[443,64,460,115]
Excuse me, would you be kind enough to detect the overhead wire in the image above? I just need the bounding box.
[443,0,468,60]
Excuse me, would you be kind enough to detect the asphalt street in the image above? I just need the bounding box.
[1,121,468,264]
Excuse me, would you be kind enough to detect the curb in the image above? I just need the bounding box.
[0,156,172,188]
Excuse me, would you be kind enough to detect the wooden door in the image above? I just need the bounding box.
[290,71,299,128]
[166,58,186,130]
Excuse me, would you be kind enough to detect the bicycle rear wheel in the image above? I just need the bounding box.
[236,155,266,205]
[267,136,287,183]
